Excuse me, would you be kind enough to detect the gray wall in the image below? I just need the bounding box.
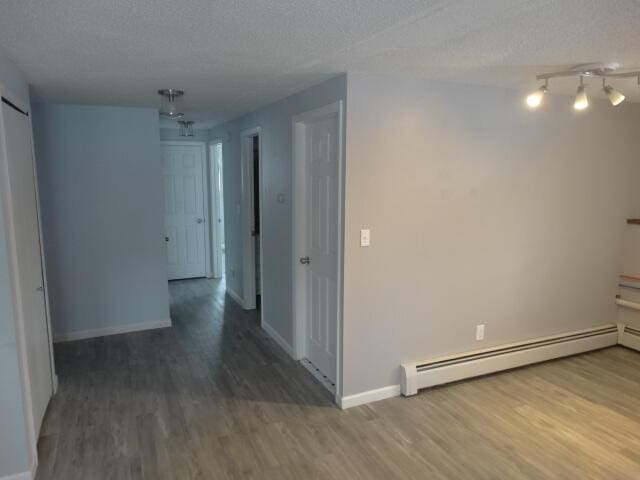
[343,73,640,395]
[32,104,170,339]
[210,75,347,347]
[0,46,32,477]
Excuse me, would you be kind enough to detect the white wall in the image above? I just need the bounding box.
[210,75,347,347]
[32,104,170,340]
[343,73,640,396]
[0,46,32,478]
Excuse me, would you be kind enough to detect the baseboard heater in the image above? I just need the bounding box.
[619,324,640,351]
[401,324,619,396]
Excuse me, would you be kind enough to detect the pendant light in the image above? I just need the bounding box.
[178,120,195,137]
[158,89,184,119]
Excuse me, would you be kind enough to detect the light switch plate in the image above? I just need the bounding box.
[360,229,371,247]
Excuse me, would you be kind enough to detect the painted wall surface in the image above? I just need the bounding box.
[343,73,640,395]
[210,75,347,347]
[32,104,170,339]
[0,47,31,478]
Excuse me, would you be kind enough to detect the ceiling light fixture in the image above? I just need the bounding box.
[158,88,184,119]
[602,78,625,106]
[574,76,589,111]
[526,63,639,112]
[526,79,548,108]
[178,120,195,137]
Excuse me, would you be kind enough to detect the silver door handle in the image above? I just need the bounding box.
[197,218,204,224]
[299,256,310,265]
[36,286,44,292]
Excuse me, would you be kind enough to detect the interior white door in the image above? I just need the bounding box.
[162,144,207,280]
[303,112,340,383]
[2,101,52,435]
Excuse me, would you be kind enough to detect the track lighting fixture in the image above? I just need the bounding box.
[526,80,548,108]
[574,77,588,111]
[602,78,625,106]
[525,63,639,113]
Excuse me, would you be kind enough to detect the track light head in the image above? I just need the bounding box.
[602,79,625,106]
[574,77,589,111]
[525,83,548,108]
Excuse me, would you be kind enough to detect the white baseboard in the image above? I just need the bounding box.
[225,287,245,309]
[0,472,32,480]
[262,321,296,359]
[339,385,401,409]
[1,465,34,480]
[53,318,172,343]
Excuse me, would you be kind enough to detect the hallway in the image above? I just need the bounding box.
[35,278,335,479]
[35,279,640,479]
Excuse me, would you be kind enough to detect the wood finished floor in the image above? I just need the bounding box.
[36,278,640,479]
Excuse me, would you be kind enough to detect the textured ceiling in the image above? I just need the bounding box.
[2,0,640,127]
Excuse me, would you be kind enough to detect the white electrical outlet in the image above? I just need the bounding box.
[476,324,485,341]
[360,229,371,247]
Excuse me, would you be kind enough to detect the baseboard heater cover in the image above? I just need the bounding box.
[401,324,618,396]
[619,325,640,351]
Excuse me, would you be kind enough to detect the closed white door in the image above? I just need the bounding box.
[2,101,52,434]
[303,112,340,383]
[162,144,207,280]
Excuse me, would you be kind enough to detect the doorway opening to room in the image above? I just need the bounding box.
[161,139,225,285]
[161,141,210,281]
[239,127,263,314]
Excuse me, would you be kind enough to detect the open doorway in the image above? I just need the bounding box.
[240,127,263,313]
[209,140,225,279]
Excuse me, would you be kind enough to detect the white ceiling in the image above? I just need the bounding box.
[2,0,640,127]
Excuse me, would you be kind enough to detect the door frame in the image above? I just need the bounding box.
[160,140,211,279]
[208,139,225,279]
[291,101,344,402]
[0,83,55,469]
[240,126,264,317]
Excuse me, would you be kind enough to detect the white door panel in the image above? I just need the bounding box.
[2,102,52,435]
[162,144,207,280]
[304,113,340,383]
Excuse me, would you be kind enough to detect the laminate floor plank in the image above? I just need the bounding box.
[36,278,640,479]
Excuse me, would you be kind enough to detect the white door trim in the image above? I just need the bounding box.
[0,85,52,469]
[207,140,225,279]
[240,127,264,320]
[291,101,344,402]
[160,141,211,278]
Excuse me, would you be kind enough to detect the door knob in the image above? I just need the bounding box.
[36,286,44,292]
[197,218,204,224]
[299,256,310,265]
[165,236,170,242]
